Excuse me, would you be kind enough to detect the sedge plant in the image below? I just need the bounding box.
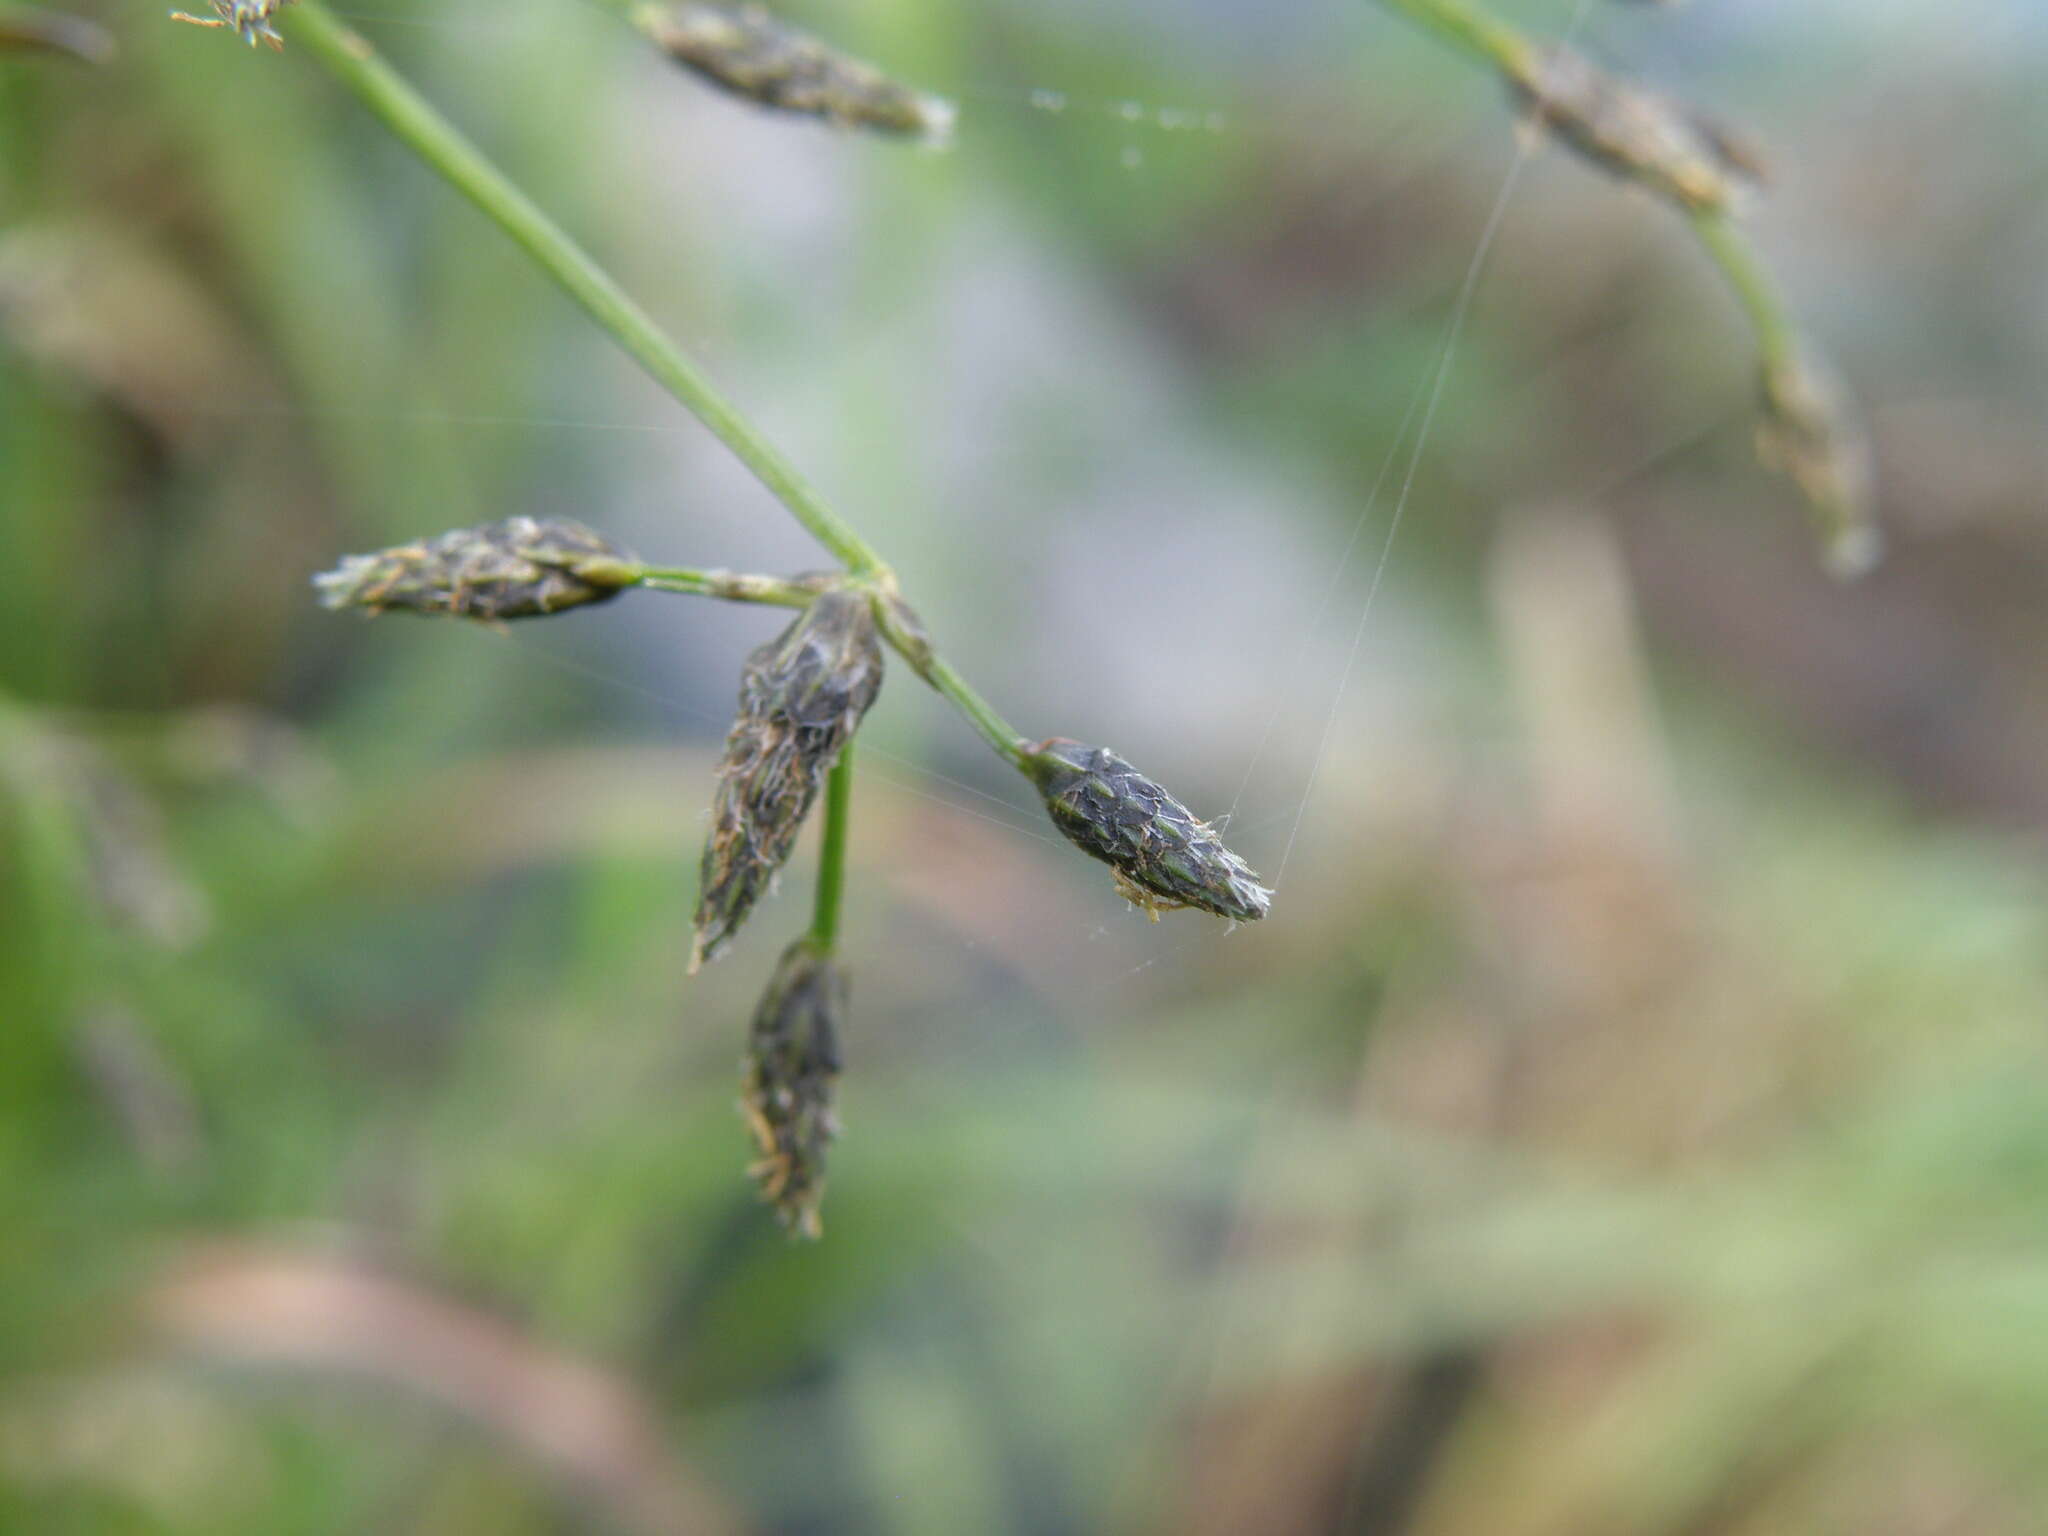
[186,0,1871,1233]
[182,1,1269,1234]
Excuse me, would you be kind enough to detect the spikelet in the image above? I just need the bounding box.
[1022,738,1271,923]
[0,6,114,62]
[740,939,846,1238]
[1505,47,1762,212]
[693,590,883,968]
[313,517,639,623]
[1757,351,1882,579]
[641,2,955,142]
[168,0,292,50]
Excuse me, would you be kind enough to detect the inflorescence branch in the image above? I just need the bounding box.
[1375,0,1880,575]
[809,748,854,955]
[288,2,888,578]
[191,0,1322,1233]
[183,0,1884,1237]
[277,0,1049,748]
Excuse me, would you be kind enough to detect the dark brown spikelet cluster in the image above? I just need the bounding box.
[740,939,846,1238]
[1758,353,1882,579]
[642,2,955,141]
[1505,47,1763,212]
[694,590,883,968]
[313,517,639,623]
[1022,738,1272,923]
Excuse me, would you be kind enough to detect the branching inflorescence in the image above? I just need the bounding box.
[1378,0,1881,576]
[193,0,1858,1233]
[256,2,1267,1234]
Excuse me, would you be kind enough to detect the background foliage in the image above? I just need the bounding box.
[5,0,2048,1530]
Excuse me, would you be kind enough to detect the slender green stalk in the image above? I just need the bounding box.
[1377,0,1531,76]
[808,746,853,952]
[582,0,669,28]
[284,1,884,577]
[921,655,1027,768]
[866,589,1028,767]
[633,566,823,608]
[1687,206,1797,372]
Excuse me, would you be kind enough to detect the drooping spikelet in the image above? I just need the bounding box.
[740,939,846,1238]
[1022,738,1272,923]
[313,517,639,622]
[1505,47,1762,212]
[1757,351,1882,579]
[639,2,955,142]
[0,6,114,62]
[693,590,883,968]
[168,0,292,50]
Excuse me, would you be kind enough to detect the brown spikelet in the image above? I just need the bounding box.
[313,517,639,623]
[740,939,845,1238]
[1758,352,1882,579]
[1022,738,1271,923]
[641,2,955,141]
[1505,47,1761,212]
[693,590,883,968]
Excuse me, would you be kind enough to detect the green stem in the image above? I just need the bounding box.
[1687,206,1798,372]
[1377,0,1532,76]
[632,566,824,608]
[285,0,886,577]
[808,746,853,953]
[921,655,1028,768]
[866,588,1028,767]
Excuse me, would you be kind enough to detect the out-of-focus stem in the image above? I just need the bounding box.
[1373,0,1861,567]
[1376,0,1794,370]
[0,5,115,63]
[1687,206,1797,372]
[1377,0,1532,76]
[1374,0,1798,373]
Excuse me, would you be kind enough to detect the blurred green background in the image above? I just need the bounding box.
[6,0,2048,1530]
